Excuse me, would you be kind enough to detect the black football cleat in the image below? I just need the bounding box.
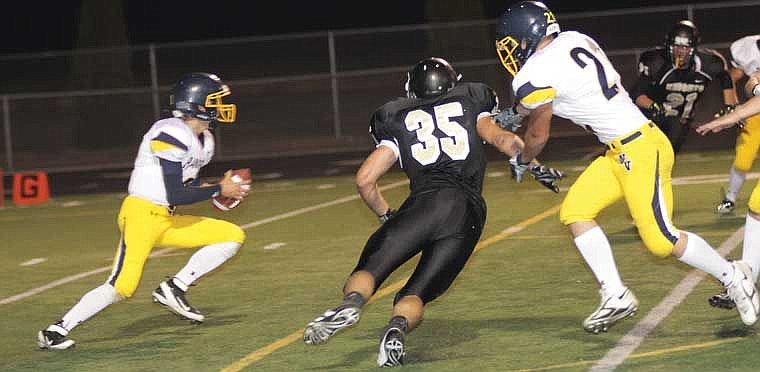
[152,280,204,323]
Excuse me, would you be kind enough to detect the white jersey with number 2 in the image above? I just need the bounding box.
[512,31,648,144]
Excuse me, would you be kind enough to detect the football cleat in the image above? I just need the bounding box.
[303,305,361,345]
[37,330,75,350]
[152,280,204,323]
[583,287,639,334]
[708,289,736,310]
[716,198,735,214]
[377,326,405,368]
[725,261,759,325]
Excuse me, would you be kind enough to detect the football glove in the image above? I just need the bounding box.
[493,105,525,132]
[714,104,746,128]
[646,102,667,123]
[529,165,564,193]
[379,209,395,224]
[508,153,531,183]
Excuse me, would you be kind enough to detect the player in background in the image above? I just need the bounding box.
[632,20,737,156]
[715,35,760,214]
[37,73,251,350]
[494,1,758,333]
[697,41,760,309]
[302,57,563,367]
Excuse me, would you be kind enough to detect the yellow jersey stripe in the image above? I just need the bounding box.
[150,140,180,153]
[521,87,556,107]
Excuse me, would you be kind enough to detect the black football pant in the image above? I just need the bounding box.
[352,187,484,305]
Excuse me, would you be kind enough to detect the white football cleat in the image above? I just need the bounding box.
[726,260,759,325]
[37,330,75,350]
[377,326,405,367]
[582,287,639,334]
[303,305,361,345]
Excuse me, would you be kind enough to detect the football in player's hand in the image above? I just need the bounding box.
[212,168,252,211]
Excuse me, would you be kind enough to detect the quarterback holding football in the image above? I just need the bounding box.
[37,72,250,350]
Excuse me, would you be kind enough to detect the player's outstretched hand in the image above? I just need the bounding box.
[219,170,252,200]
[697,105,745,136]
[529,165,564,193]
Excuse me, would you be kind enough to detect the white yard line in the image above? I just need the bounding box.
[589,227,745,372]
[0,180,409,306]
[19,258,47,267]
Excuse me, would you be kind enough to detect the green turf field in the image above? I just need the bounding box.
[2,149,759,371]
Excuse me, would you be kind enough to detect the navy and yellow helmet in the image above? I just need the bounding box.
[405,57,460,99]
[170,72,237,124]
[665,20,700,69]
[495,1,560,76]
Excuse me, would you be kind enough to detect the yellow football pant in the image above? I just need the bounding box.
[106,196,246,298]
[734,114,760,213]
[560,122,680,257]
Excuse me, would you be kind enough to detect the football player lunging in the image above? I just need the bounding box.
[714,35,760,214]
[495,1,758,333]
[37,73,250,350]
[632,20,738,156]
[697,37,760,309]
[302,57,563,367]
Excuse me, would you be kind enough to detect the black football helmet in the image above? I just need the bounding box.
[170,72,237,124]
[405,57,461,99]
[495,1,560,77]
[665,20,700,69]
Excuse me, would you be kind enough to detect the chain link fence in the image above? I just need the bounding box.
[1,1,758,173]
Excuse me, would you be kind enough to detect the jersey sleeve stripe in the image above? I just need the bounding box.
[377,139,400,159]
[151,140,182,153]
[153,131,188,151]
[516,82,556,107]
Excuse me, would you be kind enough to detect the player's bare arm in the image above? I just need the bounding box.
[519,102,553,162]
[476,116,522,156]
[355,146,397,216]
[698,94,760,135]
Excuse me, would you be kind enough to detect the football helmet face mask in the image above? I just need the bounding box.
[405,57,461,99]
[495,1,560,77]
[665,20,699,69]
[170,72,237,125]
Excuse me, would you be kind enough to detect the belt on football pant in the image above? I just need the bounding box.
[607,122,655,150]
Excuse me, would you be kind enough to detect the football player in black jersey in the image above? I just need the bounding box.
[632,20,738,155]
[302,57,563,367]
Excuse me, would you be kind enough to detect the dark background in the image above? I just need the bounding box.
[3,0,742,55]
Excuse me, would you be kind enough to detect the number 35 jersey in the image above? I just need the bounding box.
[513,31,647,144]
[369,82,497,201]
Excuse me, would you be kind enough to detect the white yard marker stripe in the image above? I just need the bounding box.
[0,180,409,306]
[0,248,174,306]
[20,258,47,267]
[589,227,745,372]
[263,242,287,250]
[239,180,408,230]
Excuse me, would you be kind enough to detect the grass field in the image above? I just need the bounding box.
[2,149,759,371]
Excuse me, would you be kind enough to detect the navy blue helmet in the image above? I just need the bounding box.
[495,1,560,76]
[405,57,461,99]
[665,20,700,69]
[170,72,237,124]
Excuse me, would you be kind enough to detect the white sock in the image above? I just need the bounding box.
[743,214,760,282]
[173,242,241,291]
[726,167,746,202]
[573,226,625,293]
[51,284,122,335]
[678,231,733,286]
